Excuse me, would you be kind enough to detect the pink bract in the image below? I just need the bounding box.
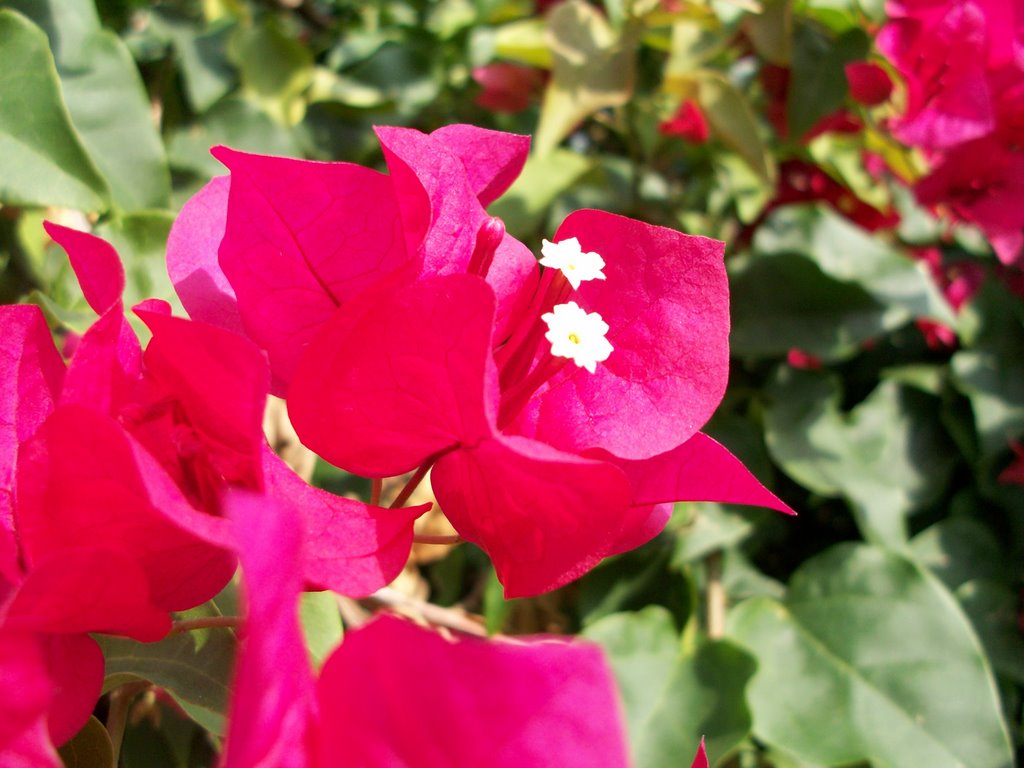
[171,124,791,596]
[168,125,535,395]
[222,491,631,768]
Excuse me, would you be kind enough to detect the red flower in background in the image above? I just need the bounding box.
[473,63,545,113]
[845,61,894,106]
[660,100,710,143]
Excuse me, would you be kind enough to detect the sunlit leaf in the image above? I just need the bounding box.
[729,544,1014,768]
[58,716,114,768]
[534,0,638,156]
[0,10,108,210]
[585,607,754,767]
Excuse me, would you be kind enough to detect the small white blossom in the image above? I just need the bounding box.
[541,301,613,374]
[539,237,606,290]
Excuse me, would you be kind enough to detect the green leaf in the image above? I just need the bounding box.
[728,543,1014,768]
[684,71,775,182]
[911,518,1024,684]
[909,517,1007,591]
[150,10,237,113]
[672,504,755,565]
[0,10,108,210]
[492,18,553,68]
[98,607,236,736]
[233,19,313,124]
[534,0,637,156]
[729,252,889,360]
[487,148,594,239]
[58,716,114,768]
[950,281,1024,460]
[299,591,343,668]
[577,537,692,628]
[956,580,1024,685]
[787,22,868,138]
[744,0,792,65]
[764,369,957,547]
[13,0,171,210]
[59,30,171,210]
[754,205,955,328]
[94,210,179,309]
[168,97,302,179]
[584,607,755,767]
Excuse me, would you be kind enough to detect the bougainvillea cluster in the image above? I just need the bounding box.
[0,124,786,764]
[879,0,1024,267]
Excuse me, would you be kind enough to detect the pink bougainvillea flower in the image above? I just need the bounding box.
[770,160,899,233]
[660,100,710,143]
[221,491,631,768]
[845,61,894,106]
[472,62,545,113]
[877,0,1024,148]
[289,202,793,596]
[168,125,533,395]
[168,125,790,596]
[914,137,1024,268]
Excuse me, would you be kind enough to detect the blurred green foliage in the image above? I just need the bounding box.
[1,0,1021,766]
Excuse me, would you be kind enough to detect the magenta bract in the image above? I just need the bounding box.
[171,123,791,597]
[222,491,631,768]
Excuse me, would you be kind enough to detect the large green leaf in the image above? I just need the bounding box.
[98,607,237,736]
[58,715,114,768]
[950,281,1024,461]
[10,0,171,211]
[534,0,637,156]
[0,10,108,210]
[911,517,1024,684]
[728,543,1014,768]
[60,30,171,210]
[754,205,955,328]
[764,369,957,547]
[729,252,890,360]
[584,607,755,767]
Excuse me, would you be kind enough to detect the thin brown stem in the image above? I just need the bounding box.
[412,534,462,545]
[170,616,241,635]
[370,477,383,507]
[367,588,487,637]
[389,461,434,509]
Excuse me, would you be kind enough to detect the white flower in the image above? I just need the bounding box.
[540,301,613,374]
[539,237,606,290]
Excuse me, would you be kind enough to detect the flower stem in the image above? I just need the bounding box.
[170,616,242,634]
[371,477,382,506]
[368,587,487,637]
[412,534,462,545]
[389,460,434,509]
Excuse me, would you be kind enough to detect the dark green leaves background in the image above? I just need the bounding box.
[2,0,1022,766]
